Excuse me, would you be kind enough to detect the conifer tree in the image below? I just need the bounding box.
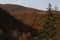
[38,3,56,40]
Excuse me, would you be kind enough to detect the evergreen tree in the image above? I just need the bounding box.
[38,3,56,40]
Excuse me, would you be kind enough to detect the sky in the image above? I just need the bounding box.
[0,0,60,10]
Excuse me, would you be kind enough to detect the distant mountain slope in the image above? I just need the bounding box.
[0,4,41,12]
[0,4,60,31]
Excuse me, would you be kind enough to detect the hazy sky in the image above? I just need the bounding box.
[0,0,60,10]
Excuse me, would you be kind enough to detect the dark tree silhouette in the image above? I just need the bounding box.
[38,3,56,40]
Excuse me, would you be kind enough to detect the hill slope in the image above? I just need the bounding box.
[0,4,46,30]
[0,4,60,40]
